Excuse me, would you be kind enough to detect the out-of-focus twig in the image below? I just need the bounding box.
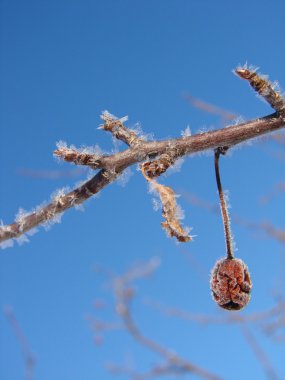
[241,325,279,380]
[4,306,35,380]
[181,190,285,244]
[183,93,237,123]
[145,298,285,327]
[107,361,195,380]
[109,259,225,380]
[259,181,285,204]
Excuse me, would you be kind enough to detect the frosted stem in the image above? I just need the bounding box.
[214,148,234,260]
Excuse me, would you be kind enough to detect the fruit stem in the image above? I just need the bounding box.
[214,147,234,260]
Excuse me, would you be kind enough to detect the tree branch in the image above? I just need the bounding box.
[1,112,284,246]
[1,65,285,247]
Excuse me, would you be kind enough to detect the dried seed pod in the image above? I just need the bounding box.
[210,258,252,311]
[142,153,176,179]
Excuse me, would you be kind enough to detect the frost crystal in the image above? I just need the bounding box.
[100,110,128,125]
[164,158,184,177]
[116,168,133,187]
[56,140,67,150]
[0,239,14,249]
[51,187,70,206]
[181,125,191,137]
[152,198,161,212]
[15,208,28,232]
[16,234,29,246]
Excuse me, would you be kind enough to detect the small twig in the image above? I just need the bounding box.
[235,66,285,115]
[241,325,279,380]
[107,361,210,380]
[17,167,85,179]
[183,92,237,122]
[146,298,285,326]
[53,144,102,169]
[100,111,145,147]
[260,222,285,244]
[4,306,35,380]
[260,181,285,204]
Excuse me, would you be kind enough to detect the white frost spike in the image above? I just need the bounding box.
[51,187,70,206]
[0,239,14,249]
[181,125,192,137]
[26,227,38,236]
[100,110,128,125]
[15,208,28,232]
[116,168,133,187]
[223,190,232,209]
[175,204,185,220]
[43,212,63,231]
[56,141,103,157]
[152,198,161,211]
[16,234,29,246]
[56,140,67,150]
[164,158,184,177]
[74,203,85,212]
[79,144,103,156]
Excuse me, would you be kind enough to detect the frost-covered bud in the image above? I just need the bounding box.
[210,258,252,311]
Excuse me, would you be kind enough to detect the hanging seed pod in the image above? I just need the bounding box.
[210,258,252,310]
[211,148,252,310]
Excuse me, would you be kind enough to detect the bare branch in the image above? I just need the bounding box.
[1,113,284,246]
[1,65,285,246]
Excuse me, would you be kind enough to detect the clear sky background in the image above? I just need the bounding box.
[1,1,285,379]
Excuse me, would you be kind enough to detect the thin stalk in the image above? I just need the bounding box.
[214,148,234,260]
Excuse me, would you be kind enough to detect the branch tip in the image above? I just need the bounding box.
[235,65,285,115]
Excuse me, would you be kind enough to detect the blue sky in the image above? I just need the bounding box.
[1,1,285,379]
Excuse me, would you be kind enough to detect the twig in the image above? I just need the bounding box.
[183,92,237,121]
[4,306,35,380]
[111,260,225,380]
[235,66,285,115]
[100,111,145,147]
[146,298,285,326]
[241,325,279,380]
